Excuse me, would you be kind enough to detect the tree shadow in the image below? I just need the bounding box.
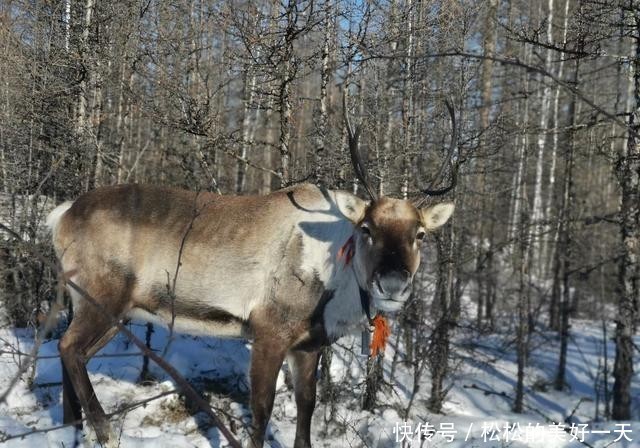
[22,322,252,446]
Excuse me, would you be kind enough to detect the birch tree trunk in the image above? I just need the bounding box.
[76,0,94,135]
[89,61,104,189]
[237,66,257,193]
[529,0,555,277]
[508,46,531,244]
[314,0,332,186]
[116,69,133,183]
[63,0,71,52]
[380,0,398,197]
[0,10,11,193]
[277,0,297,187]
[400,0,414,200]
[261,94,277,195]
[543,0,571,295]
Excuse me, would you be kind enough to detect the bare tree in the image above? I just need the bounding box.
[612,2,640,421]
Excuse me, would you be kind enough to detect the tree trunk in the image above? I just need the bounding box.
[476,0,498,328]
[428,218,455,413]
[508,45,531,245]
[0,13,11,193]
[514,58,532,410]
[362,354,383,412]
[314,0,332,186]
[63,0,71,52]
[262,93,277,195]
[76,0,94,136]
[116,63,132,183]
[612,7,640,420]
[237,67,257,193]
[513,149,530,414]
[90,58,104,189]
[380,0,398,197]
[400,0,414,200]
[277,0,297,187]
[529,0,555,277]
[546,0,571,330]
[554,58,579,390]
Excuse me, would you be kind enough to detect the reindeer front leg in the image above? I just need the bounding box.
[288,349,320,448]
[249,323,288,447]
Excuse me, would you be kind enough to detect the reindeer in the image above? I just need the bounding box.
[47,105,456,448]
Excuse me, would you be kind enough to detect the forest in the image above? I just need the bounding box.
[0,0,638,446]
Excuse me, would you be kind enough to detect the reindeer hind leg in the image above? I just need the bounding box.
[61,352,82,429]
[59,301,121,445]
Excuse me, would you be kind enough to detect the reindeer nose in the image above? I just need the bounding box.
[375,269,411,295]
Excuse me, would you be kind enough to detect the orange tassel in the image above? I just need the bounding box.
[370,314,390,357]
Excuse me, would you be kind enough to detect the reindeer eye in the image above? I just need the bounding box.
[361,224,371,237]
[416,230,426,241]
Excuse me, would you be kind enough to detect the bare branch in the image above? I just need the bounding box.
[362,50,638,138]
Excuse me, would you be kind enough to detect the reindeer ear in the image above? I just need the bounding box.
[333,191,368,224]
[420,203,455,230]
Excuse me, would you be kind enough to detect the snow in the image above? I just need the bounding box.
[0,318,638,447]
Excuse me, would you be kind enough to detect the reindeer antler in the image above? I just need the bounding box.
[420,98,459,198]
[343,91,378,201]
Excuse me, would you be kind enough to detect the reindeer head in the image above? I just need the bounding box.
[342,98,457,313]
[350,198,453,312]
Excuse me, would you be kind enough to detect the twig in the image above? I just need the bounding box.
[218,145,282,180]
[197,148,222,194]
[162,193,202,357]
[566,397,588,422]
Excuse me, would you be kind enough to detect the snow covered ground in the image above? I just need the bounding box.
[0,317,638,447]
